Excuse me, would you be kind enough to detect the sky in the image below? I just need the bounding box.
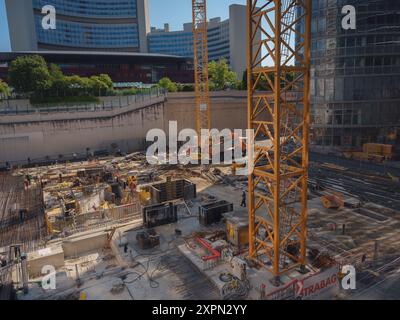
[0,0,246,52]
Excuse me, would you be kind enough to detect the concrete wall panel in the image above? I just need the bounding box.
[0,92,247,164]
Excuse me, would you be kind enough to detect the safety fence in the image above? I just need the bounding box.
[0,87,166,115]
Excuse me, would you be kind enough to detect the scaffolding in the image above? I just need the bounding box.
[247,0,312,281]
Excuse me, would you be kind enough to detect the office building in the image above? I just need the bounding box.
[302,0,400,148]
[148,4,249,77]
[5,0,150,52]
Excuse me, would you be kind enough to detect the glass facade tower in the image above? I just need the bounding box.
[6,0,150,52]
[148,20,230,62]
[148,4,250,77]
[33,0,139,50]
[304,0,400,148]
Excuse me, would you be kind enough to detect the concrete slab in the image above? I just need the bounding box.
[177,243,319,300]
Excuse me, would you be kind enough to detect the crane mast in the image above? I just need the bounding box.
[246,0,311,283]
[192,0,211,137]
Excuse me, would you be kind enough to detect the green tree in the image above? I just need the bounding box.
[80,77,92,95]
[89,75,109,96]
[208,58,238,90]
[181,84,194,92]
[65,75,91,96]
[98,74,113,90]
[49,63,63,80]
[9,55,52,95]
[158,77,178,92]
[0,79,11,99]
[49,64,67,96]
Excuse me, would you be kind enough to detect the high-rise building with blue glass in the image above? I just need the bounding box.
[5,1,253,79]
[5,0,150,52]
[148,4,250,77]
[297,0,400,148]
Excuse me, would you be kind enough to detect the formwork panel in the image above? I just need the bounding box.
[150,179,197,203]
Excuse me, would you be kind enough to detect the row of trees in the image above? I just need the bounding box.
[157,80,196,93]
[1,55,293,101]
[157,58,240,92]
[157,58,295,92]
[7,56,241,97]
[8,55,114,99]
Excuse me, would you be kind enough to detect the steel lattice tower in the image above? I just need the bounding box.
[246,0,311,282]
[192,0,211,135]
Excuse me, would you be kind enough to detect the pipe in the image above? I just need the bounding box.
[195,237,220,261]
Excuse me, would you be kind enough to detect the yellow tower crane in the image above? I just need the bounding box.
[192,0,211,137]
[246,0,312,284]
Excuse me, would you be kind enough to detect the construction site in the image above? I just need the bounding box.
[1,0,400,301]
[1,147,400,300]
